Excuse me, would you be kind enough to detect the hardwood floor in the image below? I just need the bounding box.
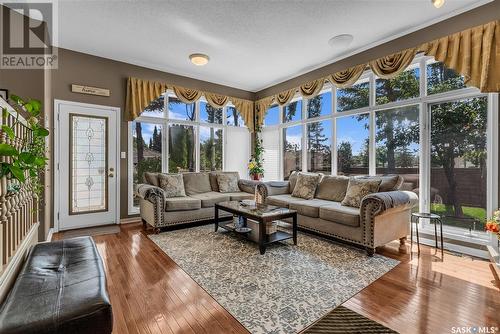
[55,223,500,334]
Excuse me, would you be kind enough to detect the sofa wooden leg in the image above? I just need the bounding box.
[154,227,161,234]
[141,219,147,229]
[399,237,408,254]
[366,247,375,257]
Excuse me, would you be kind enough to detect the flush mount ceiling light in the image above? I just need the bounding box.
[189,53,209,66]
[328,34,354,49]
[432,0,445,8]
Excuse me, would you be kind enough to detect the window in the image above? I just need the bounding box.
[426,61,466,95]
[264,105,280,126]
[430,97,488,232]
[168,96,196,121]
[283,125,302,179]
[376,67,420,105]
[284,100,302,123]
[258,55,497,257]
[226,106,245,127]
[307,120,331,174]
[375,105,419,176]
[337,79,369,112]
[200,102,222,124]
[131,121,162,206]
[307,91,332,118]
[336,114,369,175]
[129,92,251,214]
[199,126,223,171]
[168,124,195,173]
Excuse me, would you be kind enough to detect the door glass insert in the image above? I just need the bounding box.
[70,114,108,214]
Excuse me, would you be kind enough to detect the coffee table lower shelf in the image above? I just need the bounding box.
[214,202,298,255]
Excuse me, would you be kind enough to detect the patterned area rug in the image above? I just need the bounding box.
[303,306,398,333]
[149,225,399,334]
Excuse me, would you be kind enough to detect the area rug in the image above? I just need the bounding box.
[149,225,399,334]
[303,306,398,333]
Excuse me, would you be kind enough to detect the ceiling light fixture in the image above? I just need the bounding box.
[189,53,209,66]
[432,0,445,8]
[328,34,354,49]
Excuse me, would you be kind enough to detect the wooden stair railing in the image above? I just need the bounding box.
[0,97,39,285]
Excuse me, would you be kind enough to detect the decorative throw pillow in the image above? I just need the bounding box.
[341,178,381,208]
[144,172,159,187]
[217,174,240,193]
[356,175,402,192]
[158,174,186,198]
[315,175,349,202]
[291,172,322,200]
[288,171,300,193]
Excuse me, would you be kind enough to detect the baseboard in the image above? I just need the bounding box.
[120,217,141,224]
[0,222,39,304]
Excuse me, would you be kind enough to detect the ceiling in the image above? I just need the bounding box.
[54,0,490,92]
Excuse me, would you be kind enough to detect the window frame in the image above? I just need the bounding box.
[128,91,240,214]
[262,54,498,245]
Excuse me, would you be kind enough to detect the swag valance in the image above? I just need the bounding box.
[125,77,255,131]
[255,20,499,127]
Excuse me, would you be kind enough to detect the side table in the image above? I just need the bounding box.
[411,212,444,256]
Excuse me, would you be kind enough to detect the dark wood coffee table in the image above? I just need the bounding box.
[214,201,297,255]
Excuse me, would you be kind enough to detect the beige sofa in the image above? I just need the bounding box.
[257,173,418,256]
[136,171,258,233]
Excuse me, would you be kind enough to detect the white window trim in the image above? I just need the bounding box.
[127,91,245,215]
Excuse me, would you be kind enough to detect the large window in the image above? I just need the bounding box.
[307,120,331,174]
[430,97,488,232]
[283,125,302,179]
[131,121,162,206]
[128,94,250,213]
[260,55,497,254]
[336,114,369,175]
[375,105,419,175]
[168,124,195,173]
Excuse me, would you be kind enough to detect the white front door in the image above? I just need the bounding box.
[55,100,119,231]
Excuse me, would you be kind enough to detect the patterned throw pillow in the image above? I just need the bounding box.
[291,172,322,200]
[158,174,186,198]
[217,174,240,193]
[341,178,381,208]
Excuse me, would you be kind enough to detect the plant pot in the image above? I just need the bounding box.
[251,174,261,181]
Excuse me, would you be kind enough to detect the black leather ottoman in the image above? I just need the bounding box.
[0,236,113,334]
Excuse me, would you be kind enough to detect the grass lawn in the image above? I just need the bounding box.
[430,204,486,231]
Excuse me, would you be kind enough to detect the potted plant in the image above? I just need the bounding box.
[248,158,264,181]
[486,209,500,240]
[248,124,264,180]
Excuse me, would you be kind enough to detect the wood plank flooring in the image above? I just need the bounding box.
[55,223,500,334]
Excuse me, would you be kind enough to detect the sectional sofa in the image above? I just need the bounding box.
[136,171,258,233]
[257,172,418,255]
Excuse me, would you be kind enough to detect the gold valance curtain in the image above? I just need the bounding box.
[255,20,499,128]
[125,77,255,131]
[125,78,168,121]
[369,48,417,79]
[418,20,499,92]
[327,64,365,88]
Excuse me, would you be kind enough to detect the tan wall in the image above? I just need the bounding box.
[50,48,255,219]
[255,0,500,99]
